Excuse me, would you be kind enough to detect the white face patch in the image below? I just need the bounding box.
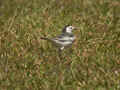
[66,26,74,33]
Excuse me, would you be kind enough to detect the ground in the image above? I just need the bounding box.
[0,0,120,90]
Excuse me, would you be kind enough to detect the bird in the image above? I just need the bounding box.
[41,25,76,51]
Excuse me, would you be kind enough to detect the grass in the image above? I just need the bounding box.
[0,0,120,90]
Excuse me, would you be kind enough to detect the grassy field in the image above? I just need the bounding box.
[0,0,120,90]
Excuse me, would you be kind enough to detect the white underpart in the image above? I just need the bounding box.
[59,36,75,41]
[54,39,72,46]
[53,36,75,46]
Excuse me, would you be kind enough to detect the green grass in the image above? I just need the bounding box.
[0,0,120,90]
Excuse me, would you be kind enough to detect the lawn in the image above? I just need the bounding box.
[0,0,120,90]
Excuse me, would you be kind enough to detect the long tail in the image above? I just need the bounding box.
[41,37,52,42]
[41,37,55,44]
[41,37,49,40]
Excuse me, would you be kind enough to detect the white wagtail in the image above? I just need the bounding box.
[41,25,76,51]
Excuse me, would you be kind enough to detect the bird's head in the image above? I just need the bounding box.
[62,25,75,33]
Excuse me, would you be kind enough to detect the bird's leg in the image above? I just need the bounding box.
[60,47,64,50]
[57,47,64,61]
[58,48,62,57]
